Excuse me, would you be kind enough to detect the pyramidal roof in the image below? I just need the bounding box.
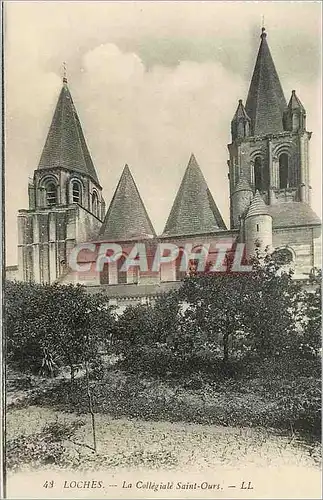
[232,99,251,122]
[162,154,227,236]
[245,191,271,218]
[288,90,305,112]
[37,79,100,184]
[99,164,156,241]
[245,28,287,136]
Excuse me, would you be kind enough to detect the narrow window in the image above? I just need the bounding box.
[72,181,81,204]
[46,182,57,206]
[92,192,99,217]
[118,255,127,284]
[256,224,259,232]
[254,157,262,191]
[176,249,186,281]
[292,113,299,132]
[279,154,289,189]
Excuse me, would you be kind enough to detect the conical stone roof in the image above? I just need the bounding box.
[287,90,305,112]
[99,165,156,241]
[38,80,99,184]
[245,191,271,219]
[232,99,251,122]
[162,154,227,236]
[245,28,287,136]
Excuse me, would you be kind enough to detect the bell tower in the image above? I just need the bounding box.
[228,28,312,229]
[18,76,105,283]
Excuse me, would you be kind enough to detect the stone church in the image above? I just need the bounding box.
[9,28,321,309]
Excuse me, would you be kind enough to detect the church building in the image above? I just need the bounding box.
[10,28,321,309]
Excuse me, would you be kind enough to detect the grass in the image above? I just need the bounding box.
[6,368,321,475]
[6,405,321,473]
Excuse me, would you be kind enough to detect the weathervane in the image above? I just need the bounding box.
[63,62,67,83]
[261,15,267,38]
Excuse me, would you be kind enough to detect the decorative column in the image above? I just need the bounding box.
[268,139,274,205]
[299,135,306,202]
[49,212,57,283]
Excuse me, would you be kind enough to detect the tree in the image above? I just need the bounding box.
[5,281,116,380]
[178,273,249,368]
[240,250,304,361]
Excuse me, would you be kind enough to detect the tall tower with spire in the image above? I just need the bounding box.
[228,27,312,229]
[17,76,105,283]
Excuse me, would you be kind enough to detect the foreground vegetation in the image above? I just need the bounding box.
[5,252,321,472]
[6,369,321,473]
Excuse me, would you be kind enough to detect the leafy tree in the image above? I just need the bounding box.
[241,250,304,361]
[301,276,321,360]
[5,281,116,380]
[178,272,249,367]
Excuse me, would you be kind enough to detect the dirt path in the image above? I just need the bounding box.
[6,405,322,499]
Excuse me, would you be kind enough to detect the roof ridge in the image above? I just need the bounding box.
[37,82,100,184]
[245,29,287,136]
[99,164,156,240]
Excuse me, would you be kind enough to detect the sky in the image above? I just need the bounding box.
[5,1,322,265]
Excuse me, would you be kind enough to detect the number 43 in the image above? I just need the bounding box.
[43,480,54,488]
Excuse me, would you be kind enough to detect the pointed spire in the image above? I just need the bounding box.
[233,99,250,121]
[245,28,287,136]
[231,99,251,140]
[37,82,100,184]
[162,154,227,236]
[288,90,305,112]
[99,164,156,240]
[245,191,271,218]
[283,89,306,132]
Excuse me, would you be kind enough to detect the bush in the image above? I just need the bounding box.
[273,378,321,436]
[6,420,85,471]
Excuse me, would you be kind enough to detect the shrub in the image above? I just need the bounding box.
[6,420,85,471]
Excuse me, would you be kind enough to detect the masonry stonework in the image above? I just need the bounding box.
[9,28,321,310]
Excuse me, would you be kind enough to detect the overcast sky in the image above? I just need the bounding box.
[5,1,322,265]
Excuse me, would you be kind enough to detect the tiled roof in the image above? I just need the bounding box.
[162,153,227,236]
[232,99,251,121]
[268,202,321,228]
[99,164,156,240]
[245,29,287,136]
[245,191,270,218]
[38,81,99,184]
[287,90,305,112]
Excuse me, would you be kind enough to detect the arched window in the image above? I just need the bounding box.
[92,192,99,217]
[279,154,289,189]
[72,181,82,204]
[46,182,57,206]
[254,157,263,191]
